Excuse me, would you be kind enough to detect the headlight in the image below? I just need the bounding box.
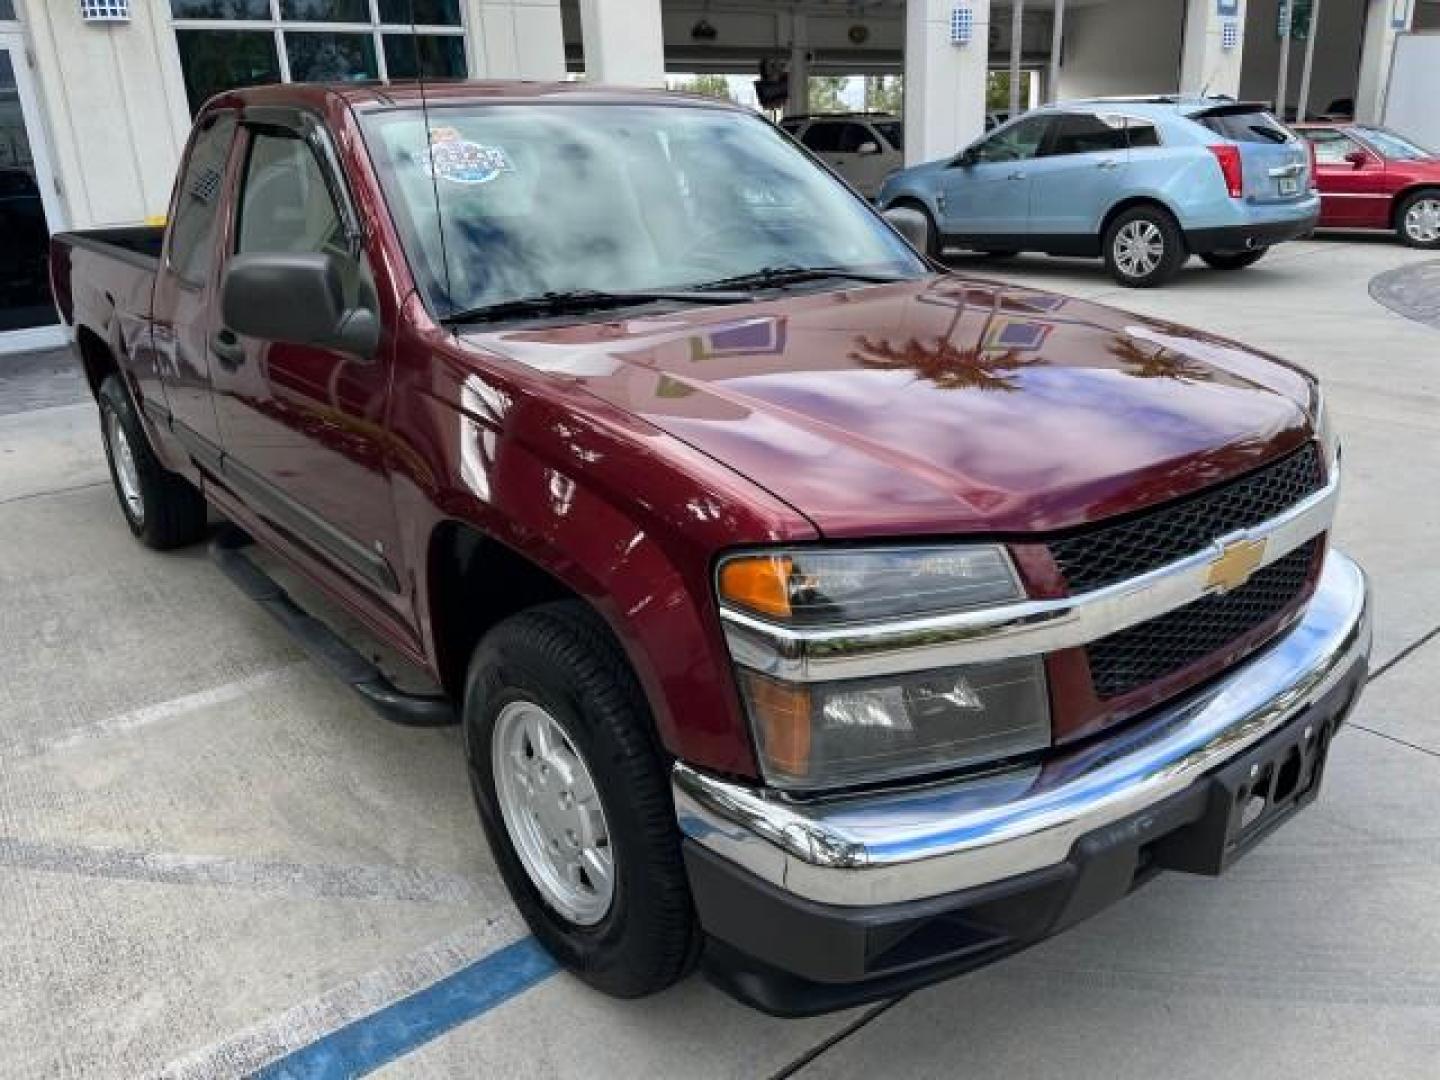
[717,547,1050,790]
[717,546,1022,625]
[1314,387,1341,474]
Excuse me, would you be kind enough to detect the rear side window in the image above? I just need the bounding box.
[801,123,843,153]
[834,122,874,153]
[874,121,903,150]
[1126,120,1161,148]
[1197,110,1292,145]
[1046,113,1127,156]
[1303,129,1365,165]
[167,112,236,287]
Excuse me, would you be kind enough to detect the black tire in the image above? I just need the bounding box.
[1199,248,1268,270]
[97,374,208,550]
[1395,189,1440,249]
[463,601,698,998]
[1102,205,1186,288]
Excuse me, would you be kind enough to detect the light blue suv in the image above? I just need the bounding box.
[878,98,1320,287]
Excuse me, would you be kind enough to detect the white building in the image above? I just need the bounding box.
[1,0,1435,352]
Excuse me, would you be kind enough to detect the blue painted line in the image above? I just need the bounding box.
[254,936,559,1079]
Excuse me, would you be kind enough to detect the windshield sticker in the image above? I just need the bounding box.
[424,128,512,185]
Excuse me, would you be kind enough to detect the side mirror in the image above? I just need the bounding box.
[882,206,931,253]
[856,140,881,156]
[1344,149,1369,169]
[220,252,378,360]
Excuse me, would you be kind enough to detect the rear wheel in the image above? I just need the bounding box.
[463,601,698,998]
[1396,190,1440,248]
[1199,248,1268,270]
[1103,206,1186,288]
[97,374,208,550]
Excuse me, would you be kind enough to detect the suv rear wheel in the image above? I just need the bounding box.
[1396,190,1440,248]
[463,601,698,998]
[1103,206,1186,288]
[97,374,208,549]
[1199,248,1267,270]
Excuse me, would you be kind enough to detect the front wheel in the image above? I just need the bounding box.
[1199,248,1268,270]
[463,601,698,998]
[1396,190,1440,248]
[1103,207,1186,288]
[98,374,208,550]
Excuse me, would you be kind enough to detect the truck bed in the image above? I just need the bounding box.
[54,226,165,270]
[50,226,163,335]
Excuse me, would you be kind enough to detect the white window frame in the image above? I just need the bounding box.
[167,0,470,85]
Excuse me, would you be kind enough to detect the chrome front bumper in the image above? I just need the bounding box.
[674,550,1371,908]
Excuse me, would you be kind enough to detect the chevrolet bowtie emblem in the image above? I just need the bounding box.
[1206,538,1267,593]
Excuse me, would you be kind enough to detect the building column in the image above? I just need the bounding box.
[1179,0,1247,99]
[904,0,991,166]
[1356,0,1412,122]
[786,12,809,116]
[579,0,665,87]
[467,1,565,80]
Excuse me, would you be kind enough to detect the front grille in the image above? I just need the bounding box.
[1086,539,1319,700]
[1051,444,1324,594]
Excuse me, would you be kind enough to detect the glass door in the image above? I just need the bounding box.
[0,32,65,350]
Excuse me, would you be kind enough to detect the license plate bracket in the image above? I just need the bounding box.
[1148,712,1334,876]
[1278,175,1300,196]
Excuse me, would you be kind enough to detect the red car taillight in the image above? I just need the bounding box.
[1305,138,1318,191]
[1207,144,1244,198]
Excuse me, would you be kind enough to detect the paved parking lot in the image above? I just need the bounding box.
[3,237,1438,1079]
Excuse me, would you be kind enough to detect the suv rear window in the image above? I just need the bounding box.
[1196,109,1292,145]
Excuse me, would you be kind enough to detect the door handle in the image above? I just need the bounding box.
[211,328,245,366]
[1007,171,1027,181]
[1096,159,1121,170]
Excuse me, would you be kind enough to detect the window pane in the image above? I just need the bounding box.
[384,34,466,79]
[835,123,871,153]
[0,1,16,20]
[1127,121,1160,149]
[238,133,347,256]
[379,0,461,25]
[176,30,281,115]
[170,0,271,17]
[280,0,369,21]
[1199,110,1291,145]
[1306,130,1360,165]
[801,123,842,152]
[1047,113,1127,156]
[169,114,237,285]
[285,32,379,81]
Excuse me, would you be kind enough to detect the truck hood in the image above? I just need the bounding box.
[461,276,1316,537]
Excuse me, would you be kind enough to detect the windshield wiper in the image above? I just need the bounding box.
[692,265,908,292]
[440,288,750,326]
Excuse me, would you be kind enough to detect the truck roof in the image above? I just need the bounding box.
[204,79,744,115]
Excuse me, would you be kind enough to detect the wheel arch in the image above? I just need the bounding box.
[1099,195,1185,244]
[1391,184,1440,230]
[75,325,120,400]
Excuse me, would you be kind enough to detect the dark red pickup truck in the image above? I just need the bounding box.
[51,82,1371,1016]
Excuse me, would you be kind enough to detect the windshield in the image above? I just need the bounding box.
[361,103,926,317]
[1356,126,1434,161]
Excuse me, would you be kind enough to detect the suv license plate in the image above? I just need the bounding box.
[1278,175,1300,196]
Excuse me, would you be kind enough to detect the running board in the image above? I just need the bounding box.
[209,525,457,727]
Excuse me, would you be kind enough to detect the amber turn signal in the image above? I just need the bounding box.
[718,555,793,619]
[737,671,812,779]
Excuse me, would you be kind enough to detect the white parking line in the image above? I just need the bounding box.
[5,663,309,761]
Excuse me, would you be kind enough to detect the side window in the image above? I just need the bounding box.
[1305,130,1362,165]
[973,116,1051,163]
[1045,113,1128,156]
[236,131,348,258]
[168,113,237,287]
[801,123,843,153]
[1126,119,1161,149]
[835,123,873,153]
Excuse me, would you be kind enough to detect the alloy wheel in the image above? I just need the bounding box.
[492,700,615,926]
[1114,220,1165,279]
[1404,198,1440,244]
[105,408,145,525]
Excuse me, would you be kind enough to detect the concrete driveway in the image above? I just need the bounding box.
[1,237,1437,1079]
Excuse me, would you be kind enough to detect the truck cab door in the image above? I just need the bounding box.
[153,111,238,454]
[209,117,409,628]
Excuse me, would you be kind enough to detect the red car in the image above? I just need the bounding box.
[1295,123,1440,247]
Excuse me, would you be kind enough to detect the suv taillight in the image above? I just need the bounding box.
[1208,144,1244,198]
